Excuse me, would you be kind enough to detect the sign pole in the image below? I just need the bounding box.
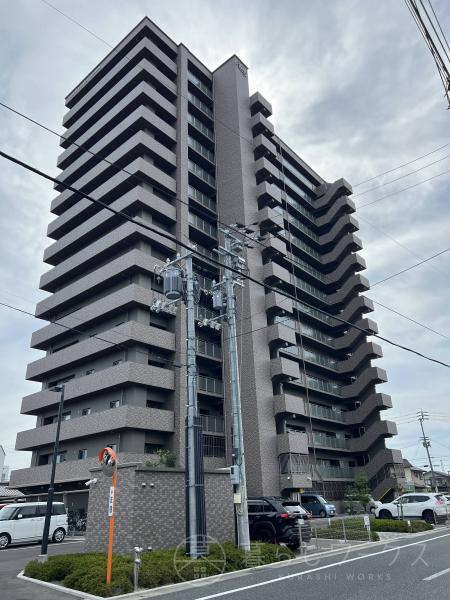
[98,446,118,586]
[106,468,117,585]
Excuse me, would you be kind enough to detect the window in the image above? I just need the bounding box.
[85,369,95,375]
[110,400,120,409]
[112,359,123,366]
[144,443,163,455]
[53,340,78,353]
[146,400,162,409]
[78,449,88,460]
[81,408,91,416]
[51,505,66,516]
[38,454,50,466]
[56,451,66,463]
[62,412,71,421]
[15,506,38,519]
[43,415,55,426]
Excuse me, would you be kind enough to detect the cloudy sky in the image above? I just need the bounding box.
[0,0,449,474]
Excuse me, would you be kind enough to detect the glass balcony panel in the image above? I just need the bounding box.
[188,73,213,99]
[189,212,217,237]
[188,185,216,212]
[285,193,316,224]
[188,91,214,117]
[279,452,311,474]
[313,433,350,449]
[188,160,216,187]
[198,375,223,395]
[310,403,345,422]
[201,414,225,433]
[196,338,222,359]
[188,113,214,140]
[188,136,215,163]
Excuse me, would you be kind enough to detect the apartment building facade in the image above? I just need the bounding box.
[10,17,404,510]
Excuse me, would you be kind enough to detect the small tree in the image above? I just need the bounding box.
[346,473,371,511]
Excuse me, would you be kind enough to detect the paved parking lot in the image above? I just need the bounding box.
[0,538,85,600]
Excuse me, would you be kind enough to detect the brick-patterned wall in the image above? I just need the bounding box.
[85,463,235,554]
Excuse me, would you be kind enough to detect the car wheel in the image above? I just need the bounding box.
[319,510,327,518]
[255,527,276,544]
[379,509,392,520]
[422,510,435,524]
[52,528,66,543]
[0,533,10,550]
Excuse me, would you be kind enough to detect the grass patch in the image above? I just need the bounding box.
[24,543,294,597]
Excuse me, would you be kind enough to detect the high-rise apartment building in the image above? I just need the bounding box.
[10,17,404,513]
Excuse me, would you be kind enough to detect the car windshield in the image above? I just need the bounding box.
[0,506,17,521]
[282,502,305,513]
[317,496,328,504]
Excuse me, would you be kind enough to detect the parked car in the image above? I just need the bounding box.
[0,502,67,549]
[375,493,448,523]
[279,500,312,520]
[367,496,382,514]
[248,496,312,550]
[300,493,336,518]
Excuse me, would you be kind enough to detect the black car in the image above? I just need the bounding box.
[247,496,312,550]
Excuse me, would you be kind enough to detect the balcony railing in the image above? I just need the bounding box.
[188,113,214,140]
[283,173,315,206]
[188,91,214,118]
[287,252,327,282]
[189,212,217,238]
[188,73,213,99]
[287,214,320,242]
[194,273,214,291]
[285,231,321,261]
[279,452,311,474]
[312,433,350,450]
[285,193,316,224]
[290,274,328,302]
[309,403,345,422]
[198,375,223,395]
[299,373,343,396]
[188,136,215,163]
[188,185,216,213]
[194,244,218,263]
[188,160,216,187]
[293,299,335,326]
[196,338,222,359]
[194,305,218,321]
[316,464,354,479]
[201,414,225,433]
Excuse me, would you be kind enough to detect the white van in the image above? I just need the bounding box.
[0,502,67,549]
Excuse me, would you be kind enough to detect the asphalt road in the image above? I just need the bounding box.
[141,529,450,600]
[0,538,84,600]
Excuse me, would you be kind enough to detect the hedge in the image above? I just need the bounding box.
[372,519,433,533]
[24,543,295,597]
[314,518,379,542]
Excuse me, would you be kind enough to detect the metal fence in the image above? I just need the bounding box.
[295,515,374,555]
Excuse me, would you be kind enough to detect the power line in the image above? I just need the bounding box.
[1,148,450,369]
[352,152,450,198]
[370,245,450,287]
[353,140,450,187]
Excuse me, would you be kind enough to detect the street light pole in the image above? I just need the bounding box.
[40,384,65,559]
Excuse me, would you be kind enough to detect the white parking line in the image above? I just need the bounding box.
[3,539,84,552]
[194,533,450,599]
[423,566,450,581]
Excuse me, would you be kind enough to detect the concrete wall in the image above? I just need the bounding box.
[85,463,234,554]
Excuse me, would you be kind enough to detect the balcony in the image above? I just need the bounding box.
[201,415,225,434]
[256,181,282,208]
[297,373,342,397]
[249,91,272,117]
[340,367,388,399]
[187,91,213,118]
[26,322,175,382]
[309,403,346,423]
[188,185,216,213]
[16,405,175,451]
[187,113,214,141]
[273,393,306,417]
[198,375,223,396]
[344,393,393,425]
[187,72,213,100]
[253,133,277,160]
[270,356,299,382]
[189,212,217,239]
[254,157,280,185]
[279,453,312,490]
[278,432,309,455]
[262,236,287,260]
[311,433,351,451]
[350,420,398,453]
[267,323,296,349]
[265,291,293,316]
[188,136,215,164]
[196,338,222,360]
[315,464,354,480]
[194,304,218,322]
[21,362,175,415]
[188,160,216,189]
[262,261,290,286]
[258,206,283,234]
[250,113,274,138]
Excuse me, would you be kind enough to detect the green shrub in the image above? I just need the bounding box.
[372,519,433,533]
[24,542,294,595]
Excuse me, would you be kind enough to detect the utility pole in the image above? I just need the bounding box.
[40,383,65,559]
[418,409,438,493]
[216,229,250,551]
[157,252,206,558]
